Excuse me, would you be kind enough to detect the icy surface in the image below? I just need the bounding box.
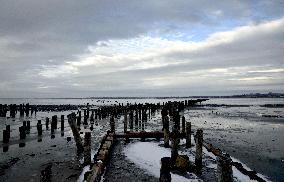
[124,142,200,182]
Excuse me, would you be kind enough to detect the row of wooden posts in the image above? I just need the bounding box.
[0,103,38,118]
[2,115,65,145]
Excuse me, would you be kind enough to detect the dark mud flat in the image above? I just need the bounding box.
[0,133,83,182]
[103,140,158,182]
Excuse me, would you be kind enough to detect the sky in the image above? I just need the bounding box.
[0,0,284,97]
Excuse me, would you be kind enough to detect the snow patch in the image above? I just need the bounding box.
[124,142,200,182]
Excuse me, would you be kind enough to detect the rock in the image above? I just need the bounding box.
[173,155,191,172]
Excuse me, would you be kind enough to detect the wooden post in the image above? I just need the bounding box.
[163,116,170,148]
[129,111,134,131]
[84,132,91,165]
[52,115,57,130]
[26,121,30,132]
[195,129,203,172]
[216,154,233,182]
[160,157,171,182]
[37,120,42,136]
[171,126,179,163]
[45,117,49,130]
[124,113,127,133]
[3,130,9,143]
[181,116,185,134]
[6,125,10,139]
[110,116,115,132]
[61,115,64,131]
[68,113,84,153]
[186,122,191,148]
[19,126,26,139]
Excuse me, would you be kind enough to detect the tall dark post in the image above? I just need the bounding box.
[195,129,203,172]
[181,116,185,134]
[163,116,169,148]
[110,116,115,132]
[68,113,84,153]
[45,117,49,130]
[84,132,91,165]
[217,154,233,182]
[61,115,64,131]
[129,111,134,131]
[124,113,128,133]
[3,130,9,143]
[171,126,179,164]
[37,120,42,136]
[186,122,191,148]
[25,103,29,117]
[19,126,26,139]
[160,157,171,182]
[26,121,31,132]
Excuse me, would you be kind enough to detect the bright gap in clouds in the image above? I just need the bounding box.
[35,17,284,96]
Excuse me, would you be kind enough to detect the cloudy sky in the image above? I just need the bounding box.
[0,0,284,97]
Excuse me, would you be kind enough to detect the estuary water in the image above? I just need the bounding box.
[0,97,283,181]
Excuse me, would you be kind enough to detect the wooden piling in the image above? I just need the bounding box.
[26,121,30,132]
[216,154,233,182]
[110,116,115,132]
[171,126,179,163]
[84,132,92,165]
[68,113,84,153]
[37,120,42,136]
[186,122,191,148]
[181,116,185,134]
[124,113,127,133]
[195,129,203,172]
[163,116,170,148]
[129,111,134,131]
[61,115,64,131]
[160,157,171,182]
[19,126,26,139]
[3,130,9,143]
[45,117,49,130]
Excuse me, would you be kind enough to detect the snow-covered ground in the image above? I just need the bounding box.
[123,140,269,182]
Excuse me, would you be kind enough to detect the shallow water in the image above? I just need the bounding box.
[0,98,284,181]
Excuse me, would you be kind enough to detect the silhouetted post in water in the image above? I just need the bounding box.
[68,113,84,153]
[23,121,27,131]
[6,125,10,138]
[3,130,9,143]
[84,132,91,165]
[216,154,233,182]
[25,103,29,116]
[90,111,94,124]
[163,116,170,148]
[77,111,82,126]
[195,129,203,172]
[124,113,127,133]
[129,111,134,131]
[181,116,185,134]
[84,110,88,125]
[110,116,115,132]
[160,157,171,182]
[37,120,42,136]
[19,126,26,139]
[52,115,57,130]
[61,115,64,131]
[10,104,16,118]
[186,122,191,148]
[86,103,90,118]
[45,117,49,130]
[20,104,24,117]
[26,121,31,132]
[135,110,138,131]
[171,126,179,164]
